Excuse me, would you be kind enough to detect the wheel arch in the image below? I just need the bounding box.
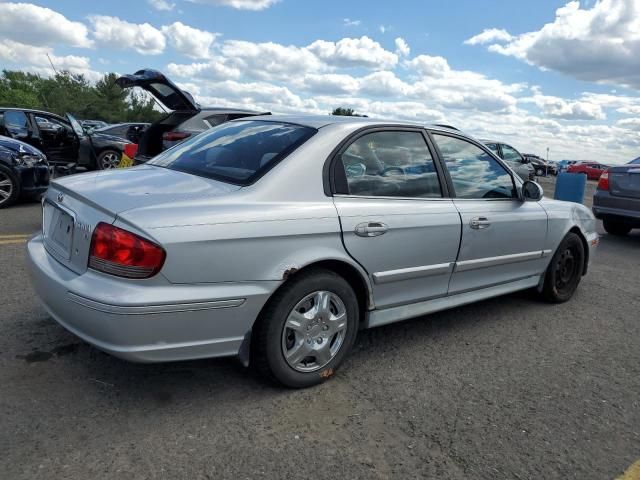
[568,226,589,275]
[240,258,373,367]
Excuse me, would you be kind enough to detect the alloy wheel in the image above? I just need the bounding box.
[281,290,348,372]
[100,152,120,169]
[0,171,14,206]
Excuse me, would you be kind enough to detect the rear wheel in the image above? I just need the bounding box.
[0,165,19,209]
[603,219,631,236]
[253,269,359,388]
[97,150,121,170]
[540,232,585,303]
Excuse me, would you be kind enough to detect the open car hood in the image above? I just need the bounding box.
[115,69,199,112]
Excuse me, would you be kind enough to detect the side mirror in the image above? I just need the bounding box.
[522,180,543,201]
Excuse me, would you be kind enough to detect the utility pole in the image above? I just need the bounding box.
[546,147,550,176]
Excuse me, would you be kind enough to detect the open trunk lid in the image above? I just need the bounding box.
[115,69,199,112]
[609,163,640,199]
[42,166,240,275]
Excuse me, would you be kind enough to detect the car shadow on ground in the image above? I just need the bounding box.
[19,287,544,404]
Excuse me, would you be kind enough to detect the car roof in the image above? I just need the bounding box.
[235,114,465,133]
[0,107,68,120]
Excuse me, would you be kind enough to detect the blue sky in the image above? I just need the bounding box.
[1,0,639,163]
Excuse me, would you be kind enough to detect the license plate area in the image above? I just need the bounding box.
[43,200,75,260]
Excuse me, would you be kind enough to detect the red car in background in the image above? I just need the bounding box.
[567,162,608,180]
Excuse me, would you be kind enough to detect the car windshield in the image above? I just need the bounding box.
[149,120,316,185]
[629,157,640,164]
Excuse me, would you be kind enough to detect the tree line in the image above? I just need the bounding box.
[0,70,164,123]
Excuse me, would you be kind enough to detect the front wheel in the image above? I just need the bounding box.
[97,150,121,170]
[540,232,585,303]
[0,165,19,209]
[536,168,544,176]
[252,269,359,388]
[603,219,631,236]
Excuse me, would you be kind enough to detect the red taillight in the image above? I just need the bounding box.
[597,170,610,191]
[162,131,191,142]
[89,223,165,279]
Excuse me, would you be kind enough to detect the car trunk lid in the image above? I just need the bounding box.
[115,69,199,112]
[609,164,640,199]
[42,166,240,274]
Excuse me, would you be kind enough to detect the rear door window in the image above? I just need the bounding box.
[149,120,315,185]
[337,130,442,198]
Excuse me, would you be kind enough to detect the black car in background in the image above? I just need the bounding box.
[0,108,132,170]
[93,122,150,143]
[79,119,109,132]
[0,135,49,208]
[523,153,558,176]
[115,69,270,164]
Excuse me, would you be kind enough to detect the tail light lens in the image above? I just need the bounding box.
[89,223,165,279]
[162,131,191,142]
[597,170,610,191]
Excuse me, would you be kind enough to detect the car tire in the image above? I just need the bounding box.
[536,168,544,176]
[603,219,631,236]
[540,232,585,303]
[0,164,20,209]
[252,268,359,388]
[97,150,121,170]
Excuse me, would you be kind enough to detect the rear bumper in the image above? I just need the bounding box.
[593,191,640,224]
[27,234,279,363]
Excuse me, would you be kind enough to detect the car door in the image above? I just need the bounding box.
[430,133,548,295]
[30,114,80,164]
[331,128,461,309]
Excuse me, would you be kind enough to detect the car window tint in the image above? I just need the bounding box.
[432,134,516,199]
[500,144,522,162]
[149,120,315,185]
[338,131,442,198]
[5,110,28,128]
[630,157,640,164]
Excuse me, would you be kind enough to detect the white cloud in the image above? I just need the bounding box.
[468,0,640,90]
[162,22,219,58]
[187,0,280,10]
[221,40,326,80]
[0,2,92,47]
[148,0,176,11]
[302,73,360,95]
[308,36,398,69]
[89,15,166,55]
[0,39,100,81]
[464,28,513,46]
[616,118,640,130]
[359,71,412,97]
[343,18,361,27]
[395,37,410,57]
[166,58,241,80]
[521,92,606,120]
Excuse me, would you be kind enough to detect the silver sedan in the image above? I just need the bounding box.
[27,116,598,388]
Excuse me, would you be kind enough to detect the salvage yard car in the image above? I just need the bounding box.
[27,116,598,388]
[115,69,269,164]
[0,108,132,170]
[592,157,640,235]
[0,135,49,208]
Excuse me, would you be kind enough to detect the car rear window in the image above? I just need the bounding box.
[149,120,316,185]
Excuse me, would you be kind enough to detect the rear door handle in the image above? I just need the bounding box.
[355,222,388,237]
[470,216,491,230]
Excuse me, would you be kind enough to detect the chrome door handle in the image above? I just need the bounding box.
[470,217,491,229]
[355,222,388,237]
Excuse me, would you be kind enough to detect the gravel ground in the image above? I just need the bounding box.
[0,176,638,479]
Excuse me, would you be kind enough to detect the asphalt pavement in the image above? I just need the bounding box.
[1,178,639,479]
